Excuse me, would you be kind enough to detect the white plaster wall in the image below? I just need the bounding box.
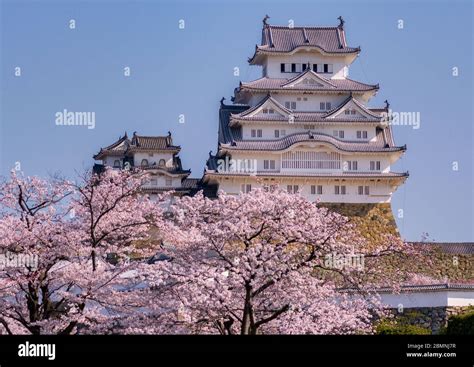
[263,53,353,79]
[213,176,393,203]
[241,124,377,141]
[380,291,474,308]
[228,151,391,174]
[248,94,363,111]
[133,152,174,167]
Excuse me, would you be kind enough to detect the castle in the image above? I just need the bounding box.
[203,16,407,203]
[92,17,474,332]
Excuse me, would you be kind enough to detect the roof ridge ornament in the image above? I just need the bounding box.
[302,27,309,43]
[220,97,226,106]
[384,99,390,110]
[337,16,345,29]
[263,14,270,26]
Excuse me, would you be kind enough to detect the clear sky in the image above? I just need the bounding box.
[1,0,472,242]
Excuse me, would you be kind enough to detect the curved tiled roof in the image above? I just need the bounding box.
[231,94,384,124]
[94,132,180,159]
[409,242,474,255]
[249,24,360,64]
[238,75,378,93]
[220,131,406,153]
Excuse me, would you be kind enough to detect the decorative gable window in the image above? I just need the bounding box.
[141,159,149,167]
[285,101,296,110]
[158,159,166,167]
[333,130,344,139]
[357,131,368,139]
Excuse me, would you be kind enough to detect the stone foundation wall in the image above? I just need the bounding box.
[320,203,399,245]
[391,306,471,334]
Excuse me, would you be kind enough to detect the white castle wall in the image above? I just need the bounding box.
[263,53,353,79]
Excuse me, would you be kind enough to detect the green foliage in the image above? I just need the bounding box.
[445,309,474,335]
[376,320,431,335]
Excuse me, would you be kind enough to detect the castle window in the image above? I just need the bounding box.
[165,178,172,186]
[141,159,149,167]
[370,161,381,171]
[320,102,331,111]
[363,131,368,138]
[280,63,285,72]
[333,130,344,138]
[241,184,252,193]
[251,129,262,138]
[335,185,346,195]
[274,130,279,138]
[113,160,121,168]
[150,178,158,186]
[291,63,296,72]
[287,185,299,194]
[158,159,166,167]
[311,185,323,195]
[346,161,358,171]
[263,160,276,170]
[285,101,296,110]
[322,64,333,73]
[357,130,368,139]
[358,186,370,195]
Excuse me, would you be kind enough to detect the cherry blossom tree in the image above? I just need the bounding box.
[0,168,161,335]
[144,187,415,335]
[0,170,423,335]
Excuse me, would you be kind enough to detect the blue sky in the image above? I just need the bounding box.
[1,0,472,241]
